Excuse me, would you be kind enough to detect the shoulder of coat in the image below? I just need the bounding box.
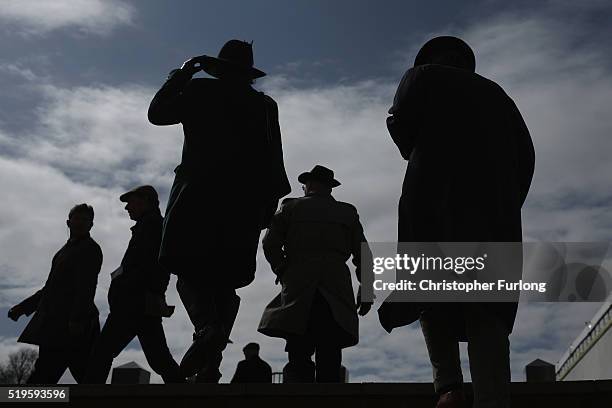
[181,77,217,95]
[188,77,221,89]
[337,200,358,214]
[261,93,278,108]
[191,77,216,84]
[86,237,104,258]
[281,197,298,206]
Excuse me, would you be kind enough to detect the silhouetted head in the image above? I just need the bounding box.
[243,342,260,360]
[120,185,159,221]
[201,39,266,84]
[414,36,476,72]
[298,165,340,196]
[67,203,94,238]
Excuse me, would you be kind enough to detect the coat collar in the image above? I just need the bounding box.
[305,191,335,200]
[67,233,91,245]
[131,208,162,232]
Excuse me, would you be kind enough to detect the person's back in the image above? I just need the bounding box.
[147,39,291,383]
[175,78,277,197]
[390,63,534,243]
[282,194,360,262]
[384,36,535,408]
[258,166,372,383]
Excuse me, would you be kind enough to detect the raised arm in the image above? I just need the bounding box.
[147,68,193,126]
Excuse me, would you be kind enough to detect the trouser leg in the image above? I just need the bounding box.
[284,337,316,383]
[67,346,97,384]
[84,313,136,383]
[464,305,511,408]
[137,316,183,383]
[27,347,68,384]
[314,346,342,383]
[419,306,463,394]
[177,275,240,381]
[309,291,343,383]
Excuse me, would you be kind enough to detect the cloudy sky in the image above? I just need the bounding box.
[1,0,611,384]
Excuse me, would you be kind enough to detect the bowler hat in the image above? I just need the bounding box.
[201,39,266,80]
[298,165,341,188]
[120,185,159,205]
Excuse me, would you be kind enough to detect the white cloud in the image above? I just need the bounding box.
[1,2,612,384]
[0,0,134,36]
[29,83,182,189]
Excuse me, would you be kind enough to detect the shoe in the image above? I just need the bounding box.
[180,326,227,377]
[436,389,466,408]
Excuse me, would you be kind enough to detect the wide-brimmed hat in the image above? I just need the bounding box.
[201,39,266,80]
[120,185,159,205]
[298,165,341,188]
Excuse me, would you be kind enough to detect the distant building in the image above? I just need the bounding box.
[525,359,555,382]
[273,365,349,383]
[556,301,612,381]
[111,361,151,384]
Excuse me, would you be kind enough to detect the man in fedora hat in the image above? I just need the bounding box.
[382,36,535,407]
[85,185,183,383]
[148,40,291,382]
[258,165,373,383]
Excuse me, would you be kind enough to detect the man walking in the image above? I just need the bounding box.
[85,185,182,383]
[7,204,102,384]
[258,165,372,383]
[382,36,535,407]
[148,39,291,382]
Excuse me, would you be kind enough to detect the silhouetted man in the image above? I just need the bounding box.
[382,37,535,408]
[7,204,102,384]
[258,165,373,383]
[230,342,272,383]
[148,39,291,382]
[85,186,182,383]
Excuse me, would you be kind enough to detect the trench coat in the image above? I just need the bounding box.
[17,235,102,349]
[108,209,173,317]
[380,64,535,337]
[148,69,291,288]
[258,193,373,349]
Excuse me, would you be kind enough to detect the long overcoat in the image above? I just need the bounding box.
[258,194,372,349]
[17,236,102,348]
[148,69,291,288]
[379,64,535,337]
